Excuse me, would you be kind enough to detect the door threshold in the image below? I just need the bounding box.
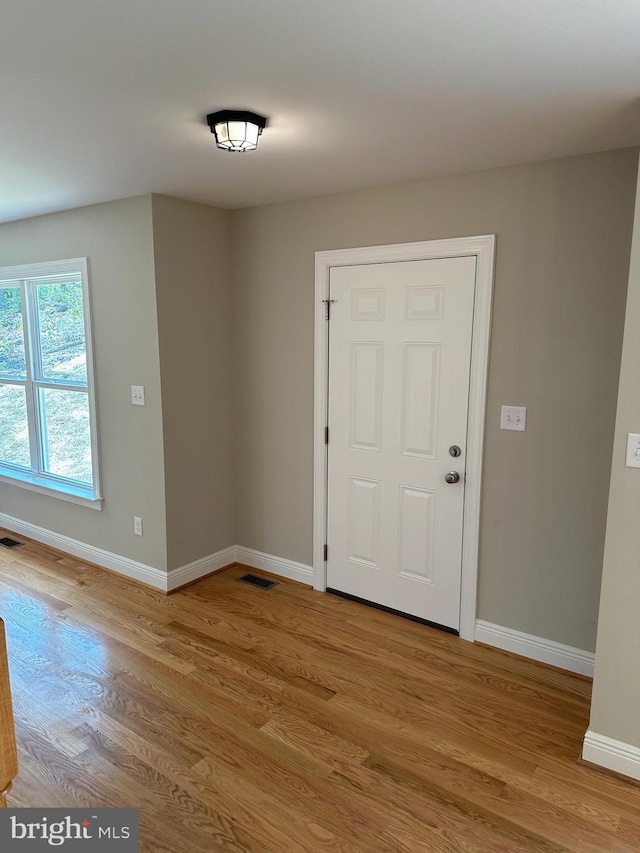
[326,588,459,635]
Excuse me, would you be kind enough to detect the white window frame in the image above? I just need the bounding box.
[0,257,102,509]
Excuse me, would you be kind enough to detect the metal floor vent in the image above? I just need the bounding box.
[0,536,23,549]
[236,573,278,590]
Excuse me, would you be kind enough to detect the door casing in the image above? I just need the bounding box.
[313,236,496,641]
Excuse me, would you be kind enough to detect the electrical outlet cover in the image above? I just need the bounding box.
[500,405,527,431]
[131,385,145,406]
[626,433,640,468]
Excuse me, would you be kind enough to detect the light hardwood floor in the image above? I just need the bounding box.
[0,530,638,852]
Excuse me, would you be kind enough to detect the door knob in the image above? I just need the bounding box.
[445,471,460,484]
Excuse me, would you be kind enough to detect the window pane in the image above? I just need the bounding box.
[40,388,92,484]
[0,383,30,468]
[0,287,26,379]
[35,281,87,383]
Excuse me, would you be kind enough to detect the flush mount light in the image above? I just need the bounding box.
[206,110,267,152]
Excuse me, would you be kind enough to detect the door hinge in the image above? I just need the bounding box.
[323,544,328,561]
[324,426,329,445]
[322,298,336,320]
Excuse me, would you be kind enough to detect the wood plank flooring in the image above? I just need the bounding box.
[0,530,638,852]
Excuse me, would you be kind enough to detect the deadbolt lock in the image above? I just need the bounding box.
[449,445,462,457]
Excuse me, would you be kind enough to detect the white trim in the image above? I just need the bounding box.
[0,511,168,590]
[0,470,102,510]
[0,257,90,283]
[0,257,102,503]
[0,466,104,510]
[169,546,313,590]
[582,730,640,781]
[81,257,103,500]
[234,545,314,585]
[0,513,312,592]
[475,620,595,676]
[167,546,237,591]
[314,236,496,641]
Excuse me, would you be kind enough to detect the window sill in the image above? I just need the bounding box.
[0,468,103,510]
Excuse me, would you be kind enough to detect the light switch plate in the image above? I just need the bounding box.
[626,433,640,468]
[500,405,527,431]
[131,385,145,406]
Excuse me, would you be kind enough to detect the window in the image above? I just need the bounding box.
[0,258,101,508]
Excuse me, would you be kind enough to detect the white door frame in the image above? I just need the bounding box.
[313,235,496,641]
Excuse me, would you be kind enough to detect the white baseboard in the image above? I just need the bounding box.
[168,546,312,591]
[0,511,169,591]
[475,620,595,677]
[234,545,313,586]
[167,546,236,591]
[0,512,312,593]
[582,730,640,781]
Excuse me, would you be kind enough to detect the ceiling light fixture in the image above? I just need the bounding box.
[206,110,268,152]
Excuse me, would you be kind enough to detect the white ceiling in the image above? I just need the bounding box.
[2,0,640,223]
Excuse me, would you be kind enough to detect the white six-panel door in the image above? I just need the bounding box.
[327,256,477,630]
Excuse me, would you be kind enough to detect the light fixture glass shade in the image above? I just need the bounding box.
[207,110,267,152]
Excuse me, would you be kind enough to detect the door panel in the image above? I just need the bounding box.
[327,256,476,630]
[349,342,384,451]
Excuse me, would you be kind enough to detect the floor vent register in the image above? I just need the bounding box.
[236,573,278,590]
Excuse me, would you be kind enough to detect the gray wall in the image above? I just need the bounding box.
[152,195,235,570]
[589,154,640,745]
[231,148,638,651]
[1,150,636,645]
[0,196,168,570]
